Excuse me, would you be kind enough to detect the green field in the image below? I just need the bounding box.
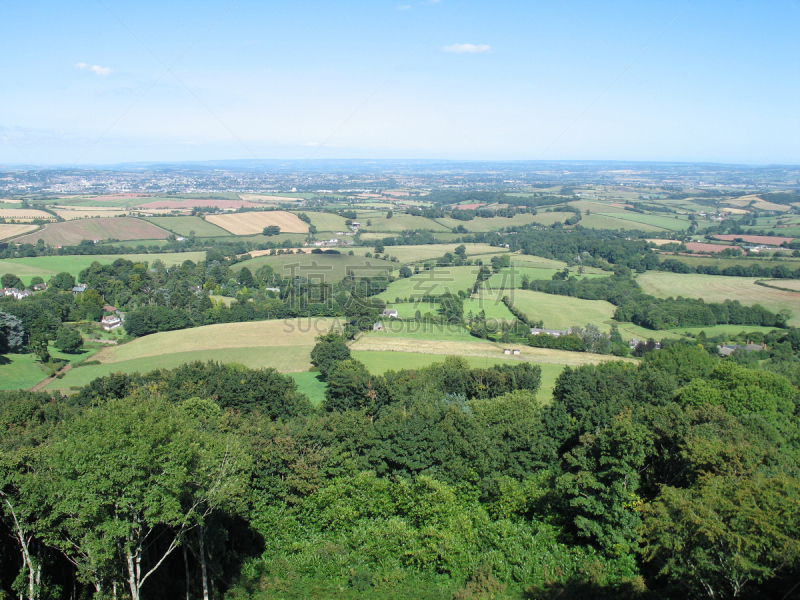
[143,216,230,237]
[366,320,477,342]
[383,302,440,318]
[350,243,509,264]
[636,272,800,326]
[487,266,607,290]
[377,266,479,301]
[0,343,106,391]
[0,252,208,284]
[288,371,327,406]
[579,213,668,232]
[463,292,518,323]
[598,212,690,231]
[234,253,395,282]
[362,215,452,233]
[297,212,350,232]
[0,354,50,390]
[508,290,617,331]
[664,254,800,270]
[353,350,565,403]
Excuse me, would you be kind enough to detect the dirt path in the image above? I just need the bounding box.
[85,339,118,344]
[31,364,72,392]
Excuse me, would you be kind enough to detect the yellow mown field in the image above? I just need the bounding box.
[54,208,128,220]
[206,211,309,235]
[0,209,56,221]
[0,224,39,240]
[349,336,635,366]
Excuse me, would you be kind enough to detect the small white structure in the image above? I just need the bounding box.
[503,348,511,355]
[512,349,521,356]
[530,327,571,337]
[382,309,399,318]
[373,322,384,331]
[101,315,123,331]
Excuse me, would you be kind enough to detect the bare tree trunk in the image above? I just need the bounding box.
[184,542,191,600]
[199,525,210,600]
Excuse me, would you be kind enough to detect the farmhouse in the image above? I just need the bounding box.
[33,283,47,291]
[101,314,123,331]
[382,309,399,318]
[718,343,766,357]
[373,322,384,331]
[2,288,32,300]
[72,284,87,294]
[530,327,572,337]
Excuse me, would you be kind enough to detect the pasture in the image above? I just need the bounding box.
[463,292,518,323]
[298,212,350,232]
[206,211,309,235]
[143,216,230,237]
[602,212,690,231]
[45,318,341,393]
[487,266,606,290]
[0,252,208,284]
[508,290,617,331]
[350,243,509,263]
[13,217,171,247]
[0,224,38,240]
[636,272,800,325]
[578,213,668,232]
[376,266,480,301]
[362,215,451,233]
[234,253,395,282]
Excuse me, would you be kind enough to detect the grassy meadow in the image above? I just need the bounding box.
[636,272,800,326]
[508,290,617,331]
[45,318,341,393]
[0,252,208,285]
[234,253,396,282]
[377,266,480,301]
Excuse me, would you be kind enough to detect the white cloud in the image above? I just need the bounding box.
[74,63,113,76]
[443,43,491,54]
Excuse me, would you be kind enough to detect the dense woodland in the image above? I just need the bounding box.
[1,339,799,599]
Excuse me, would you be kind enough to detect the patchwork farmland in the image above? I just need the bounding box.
[206,211,309,235]
[12,217,171,247]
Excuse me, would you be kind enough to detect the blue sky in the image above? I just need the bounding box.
[1,0,798,165]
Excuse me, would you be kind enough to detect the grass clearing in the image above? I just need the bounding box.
[288,371,327,406]
[636,272,800,325]
[377,266,480,301]
[487,266,606,290]
[143,216,230,237]
[508,290,617,331]
[206,211,308,235]
[13,217,170,247]
[0,209,56,221]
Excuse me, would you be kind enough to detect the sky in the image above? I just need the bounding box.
[1,0,799,166]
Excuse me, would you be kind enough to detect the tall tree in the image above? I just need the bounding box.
[39,394,249,600]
